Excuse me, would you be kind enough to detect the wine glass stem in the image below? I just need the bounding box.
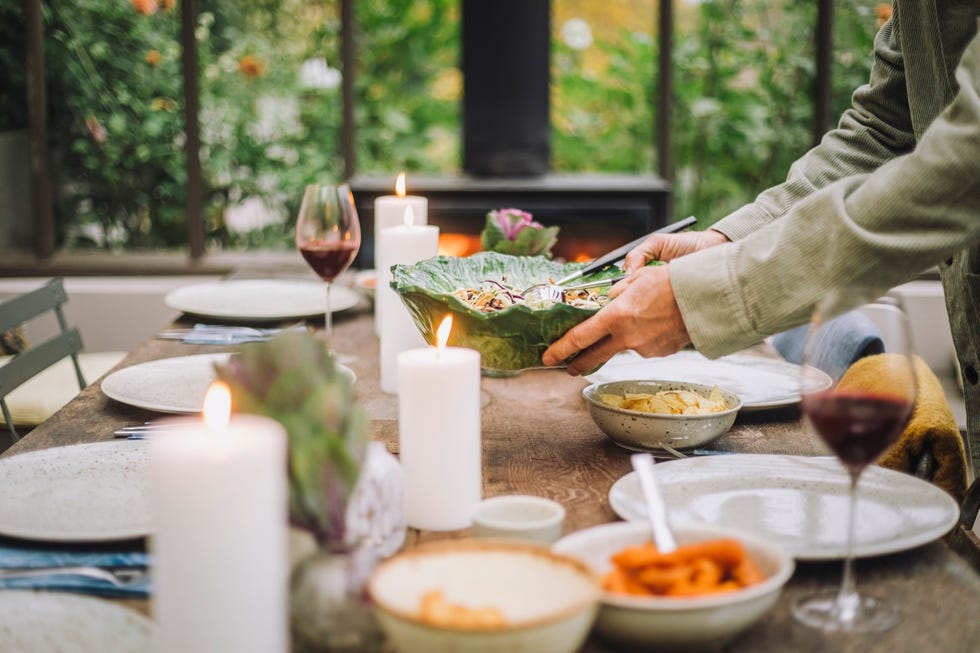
[835,470,861,623]
[324,281,333,339]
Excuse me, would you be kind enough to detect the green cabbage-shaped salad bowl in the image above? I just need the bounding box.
[390,251,621,376]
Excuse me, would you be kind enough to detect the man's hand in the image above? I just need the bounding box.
[541,265,692,375]
[622,229,730,273]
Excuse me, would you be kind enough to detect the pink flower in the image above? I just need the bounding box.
[492,208,542,240]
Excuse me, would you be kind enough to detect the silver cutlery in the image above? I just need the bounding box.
[0,566,148,588]
[114,422,185,438]
[156,323,308,342]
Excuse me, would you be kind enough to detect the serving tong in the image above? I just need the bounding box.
[521,215,698,302]
[522,275,626,307]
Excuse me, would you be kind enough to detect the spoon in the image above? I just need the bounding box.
[630,453,677,553]
[522,275,626,308]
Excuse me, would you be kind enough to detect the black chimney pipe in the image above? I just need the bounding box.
[461,0,551,177]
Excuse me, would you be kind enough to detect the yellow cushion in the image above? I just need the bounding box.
[0,352,126,426]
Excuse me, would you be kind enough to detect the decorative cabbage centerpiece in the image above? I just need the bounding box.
[480,208,559,258]
[390,251,621,374]
[214,332,368,548]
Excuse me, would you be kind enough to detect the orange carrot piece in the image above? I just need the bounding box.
[732,553,766,587]
[635,563,695,594]
[673,538,746,568]
[610,542,662,569]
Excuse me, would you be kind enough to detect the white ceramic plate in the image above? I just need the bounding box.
[102,353,355,414]
[0,441,150,541]
[608,454,960,560]
[165,279,359,321]
[0,591,154,651]
[585,349,832,411]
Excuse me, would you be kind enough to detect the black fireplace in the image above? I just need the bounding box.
[348,0,671,269]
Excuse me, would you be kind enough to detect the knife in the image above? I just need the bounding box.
[555,215,698,286]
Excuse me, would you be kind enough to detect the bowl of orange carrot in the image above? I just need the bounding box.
[552,521,794,651]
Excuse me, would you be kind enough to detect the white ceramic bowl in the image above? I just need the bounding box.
[367,539,601,653]
[472,495,566,544]
[553,521,793,652]
[582,379,742,452]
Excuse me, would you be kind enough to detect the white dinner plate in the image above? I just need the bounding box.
[0,441,150,541]
[585,349,832,411]
[0,591,154,651]
[608,454,960,560]
[102,353,355,414]
[165,279,359,321]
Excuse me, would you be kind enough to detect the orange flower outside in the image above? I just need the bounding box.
[161,0,176,10]
[238,55,266,78]
[146,50,161,67]
[132,0,159,16]
[875,4,893,28]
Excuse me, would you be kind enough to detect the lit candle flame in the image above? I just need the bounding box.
[395,172,406,198]
[436,315,453,360]
[203,381,232,433]
[403,205,415,228]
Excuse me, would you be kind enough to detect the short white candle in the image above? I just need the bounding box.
[397,316,482,530]
[379,206,439,394]
[374,173,428,334]
[150,383,288,653]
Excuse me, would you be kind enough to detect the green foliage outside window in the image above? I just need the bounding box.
[1,0,880,251]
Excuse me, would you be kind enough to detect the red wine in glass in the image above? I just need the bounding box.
[295,183,361,339]
[802,390,914,471]
[793,288,917,634]
[300,241,359,282]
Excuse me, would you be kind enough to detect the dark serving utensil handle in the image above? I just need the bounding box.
[578,215,697,277]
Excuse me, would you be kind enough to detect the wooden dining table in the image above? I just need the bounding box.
[4,283,979,653]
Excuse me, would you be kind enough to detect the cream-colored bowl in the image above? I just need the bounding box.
[582,380,742,452]
[367,539,600,653]
[553,521,794,652]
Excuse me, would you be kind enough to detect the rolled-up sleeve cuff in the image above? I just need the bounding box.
[669,245,765,358]
[711,204,777,242]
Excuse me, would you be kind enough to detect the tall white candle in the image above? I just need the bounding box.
[379,206,439,394]
[374,173,428,335]
[397,316,481,530]
[150,383,288,653]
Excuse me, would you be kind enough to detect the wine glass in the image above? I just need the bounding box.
[793,288,917,633]
[295,183,361,340]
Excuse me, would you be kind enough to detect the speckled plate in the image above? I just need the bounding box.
[101,353,233,414]
[608,454,960,560]
[0,441,150,541]
[165,279,359,321]
[0,591,154,651]
[101,353,355,414]
[585,350,832,411]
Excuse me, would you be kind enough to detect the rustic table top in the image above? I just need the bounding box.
[5,296,979,653]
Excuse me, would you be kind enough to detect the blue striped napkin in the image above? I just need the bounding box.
[0,539,151,598]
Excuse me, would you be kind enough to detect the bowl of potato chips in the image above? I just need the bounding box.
[582,379,742,452]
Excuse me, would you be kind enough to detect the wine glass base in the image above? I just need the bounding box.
[792,590,899,633]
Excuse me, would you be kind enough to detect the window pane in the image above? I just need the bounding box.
[552,1,656,173]
[353,0,460,176]
[199,0,344,251]
[673,0,816,225]
[46,0,185,250]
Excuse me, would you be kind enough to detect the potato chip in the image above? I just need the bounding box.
[599,386,729,415]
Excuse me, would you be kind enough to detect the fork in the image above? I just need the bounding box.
[0,566,149,588]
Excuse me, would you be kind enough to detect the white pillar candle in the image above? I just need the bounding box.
[397,316,482,530]
[374,173,428,335]
[150,384,288,653]
[379,207,439,394]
